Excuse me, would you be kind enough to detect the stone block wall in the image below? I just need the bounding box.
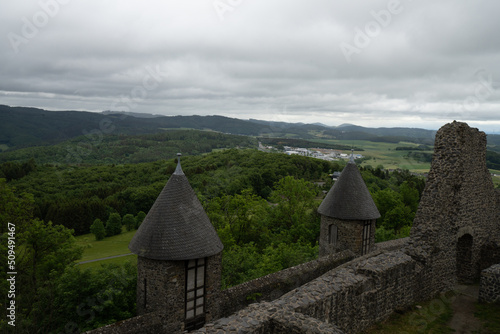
[319,216,375,257]
[479,242,500,271]
[205,253,223,322]
[479,264,500,304]
[193,250,418,334]
[374,237,409,252]
[136,257,185,320]
[132,253,222,333]
[218,250,355,318]
[406,122,499,295]
[85,251,354,334]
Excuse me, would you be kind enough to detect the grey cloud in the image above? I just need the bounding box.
[0,0,499,132]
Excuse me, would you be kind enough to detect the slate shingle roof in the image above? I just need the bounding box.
[318,159,380,220]
[129,156,223,260]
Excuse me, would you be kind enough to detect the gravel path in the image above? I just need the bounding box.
[78,253,134,264]
[448,285,484,334]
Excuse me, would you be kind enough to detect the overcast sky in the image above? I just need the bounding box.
[1,1,500,132]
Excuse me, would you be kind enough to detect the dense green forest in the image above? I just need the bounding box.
[0,130,258,165]
[0,105,267,150]
[0,146,425,332]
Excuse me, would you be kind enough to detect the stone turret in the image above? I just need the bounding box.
[129,154,223,332]
[318,152,380,257]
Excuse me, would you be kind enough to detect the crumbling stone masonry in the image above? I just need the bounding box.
[479,264,500,304]
[406,121,500,300]
[193,250,415,334]
[218,250,355,318]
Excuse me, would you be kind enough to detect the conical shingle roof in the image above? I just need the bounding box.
[129,155,223,260]
[318,158,380,220]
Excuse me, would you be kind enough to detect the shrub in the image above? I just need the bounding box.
[90,218,106,240]
[105,212,122,236]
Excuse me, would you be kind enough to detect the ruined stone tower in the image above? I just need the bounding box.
[129,154,223,332]
[317,153,380,257]
[406,121,500,298]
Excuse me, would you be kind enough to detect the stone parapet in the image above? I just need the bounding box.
[219,250,355,318]
[479,264,500,304]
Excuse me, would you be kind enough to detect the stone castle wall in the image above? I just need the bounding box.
[193,250,416,334]
[218,250,355,318]
[128,253,222,333]
[479,264,500,304]
[87,121,500,334]
[85,250,355,334]
[406,121,499,296]
[136,257,185,322]
[319,217,376,257]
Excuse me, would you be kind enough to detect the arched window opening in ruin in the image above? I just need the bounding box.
[456,233,474,283]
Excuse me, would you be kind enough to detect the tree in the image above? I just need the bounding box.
[122,214,136,232]
[0,178,34,234]
[372,188,403,223]
[383,203,414,234]
[6,219,83,333]
[105,213,122,236]
[399,181,420,212]
[90,218,106,240]
[268,176,319,244]
[135,211,146,229]
[206,189,269,248]
[44,263,137,332]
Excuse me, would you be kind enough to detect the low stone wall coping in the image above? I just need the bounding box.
[479,263,500,304]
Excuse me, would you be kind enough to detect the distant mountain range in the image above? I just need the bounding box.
[1,104,500,152]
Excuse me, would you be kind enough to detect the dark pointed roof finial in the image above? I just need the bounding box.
[174,153,184,175]
[349,149,355,164]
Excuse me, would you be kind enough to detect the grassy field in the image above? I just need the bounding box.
[474,302,500,333]
[363,290,500,334]
[312,139,500,185]
[78,254,137,270]
[75,227,137,269]
[312,139,433,173]
[363,292,455,333]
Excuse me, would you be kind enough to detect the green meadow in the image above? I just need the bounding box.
[75,227,137,269]
[312,139,433,173]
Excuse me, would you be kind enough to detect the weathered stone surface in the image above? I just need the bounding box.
[479,264,500,304]
[319,216,376,257]
[219,250,355,318]
[405,121,500,299]
[374,237,409,252]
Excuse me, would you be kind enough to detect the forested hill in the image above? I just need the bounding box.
[3,104,500,153]
[0,105,266,150]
